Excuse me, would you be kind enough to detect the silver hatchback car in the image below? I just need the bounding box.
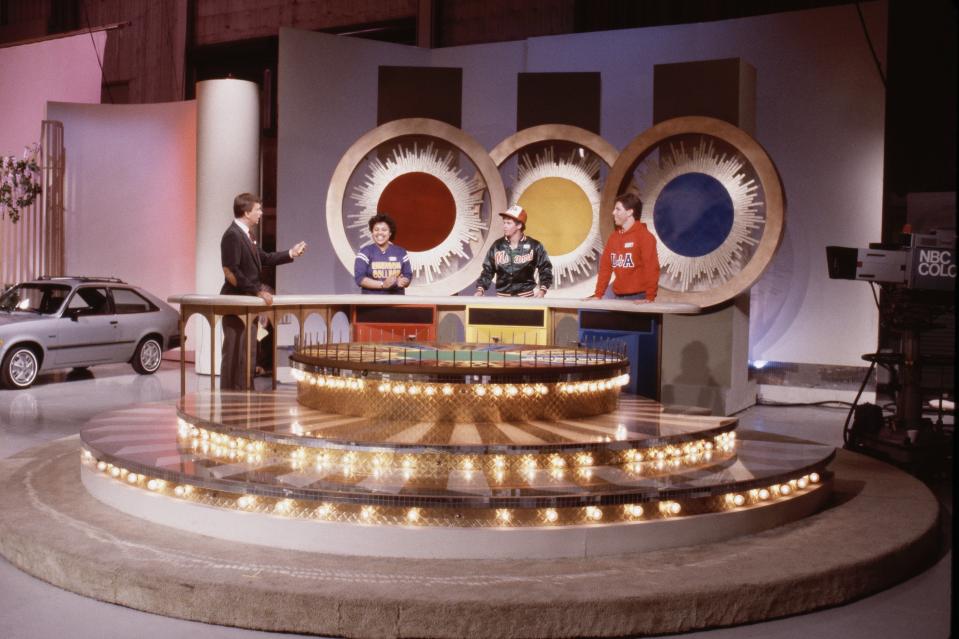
[0,276,181,389]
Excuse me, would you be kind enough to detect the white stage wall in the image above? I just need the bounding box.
[277,2,886,369]
[276,30,429,294]
[0,32,105,156]
[47,101,197,307]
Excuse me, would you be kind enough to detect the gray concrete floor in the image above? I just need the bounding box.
[0,362,952,638]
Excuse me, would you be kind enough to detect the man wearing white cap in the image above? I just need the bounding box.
[474,205,553,297]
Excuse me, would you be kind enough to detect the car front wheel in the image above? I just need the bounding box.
[2,346,40,389]
[132,337,163,375]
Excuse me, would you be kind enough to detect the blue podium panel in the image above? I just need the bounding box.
[578,310,660,399]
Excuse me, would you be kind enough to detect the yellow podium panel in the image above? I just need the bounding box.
[465,305,549,345]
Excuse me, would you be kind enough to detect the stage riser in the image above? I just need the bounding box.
[80,464,832,559]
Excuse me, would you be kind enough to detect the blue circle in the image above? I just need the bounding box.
[653,173,734,257]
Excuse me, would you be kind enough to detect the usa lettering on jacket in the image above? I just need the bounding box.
[611,252,635,268]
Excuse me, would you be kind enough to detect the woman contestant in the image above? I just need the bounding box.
[354,213,412,294]
[587,192,659,303]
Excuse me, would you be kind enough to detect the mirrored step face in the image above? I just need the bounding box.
[81,401,833,517]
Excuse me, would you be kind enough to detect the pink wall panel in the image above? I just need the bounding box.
[47,100,197,307]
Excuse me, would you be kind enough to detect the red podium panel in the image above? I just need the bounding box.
[351,304,436,343]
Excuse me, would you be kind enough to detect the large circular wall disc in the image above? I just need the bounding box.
[653,172,734,258]
[327,118,507,295]
[378,172,456,252]
[602,116,785,308]
[519,177,594,256]
[491,125,619,295]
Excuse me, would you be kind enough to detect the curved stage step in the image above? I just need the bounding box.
[0,435,939,637]
[78,394,834,557]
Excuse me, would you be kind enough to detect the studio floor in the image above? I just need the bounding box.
[0,362,951,639]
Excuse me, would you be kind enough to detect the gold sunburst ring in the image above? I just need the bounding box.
[491,125,619,297]
[327,118,508,295]
[602,116,785,307]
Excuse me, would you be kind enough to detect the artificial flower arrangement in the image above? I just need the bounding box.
[0,144,42,223]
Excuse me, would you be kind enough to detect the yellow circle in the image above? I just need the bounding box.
[519,177,592,256]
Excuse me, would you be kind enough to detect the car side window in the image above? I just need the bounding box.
[66,287,111,316]
[111,288,157,314]
[40,287,69,314]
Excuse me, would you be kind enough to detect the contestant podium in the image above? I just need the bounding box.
[79,298,835,559]
[465,304,549,344]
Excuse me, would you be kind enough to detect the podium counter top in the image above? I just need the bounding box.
[167,293,701,315]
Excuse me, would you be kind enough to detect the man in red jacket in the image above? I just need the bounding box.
[586,192,659,303]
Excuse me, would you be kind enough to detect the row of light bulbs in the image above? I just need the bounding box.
[290,368,630,399]
[84,449,823,527]
[176,420,736,479]
[557,375,630,394]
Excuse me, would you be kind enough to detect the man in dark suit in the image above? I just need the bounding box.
[220,192,306,390]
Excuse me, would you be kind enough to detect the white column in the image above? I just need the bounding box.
[193,79,259,375]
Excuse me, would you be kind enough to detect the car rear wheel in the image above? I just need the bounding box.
[2,346,40,389]
[132,337,162,375]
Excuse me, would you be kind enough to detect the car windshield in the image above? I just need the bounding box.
[0,283,71,315]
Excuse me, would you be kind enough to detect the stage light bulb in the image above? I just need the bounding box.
[406,508,420,523]
[733,494,745,507]
[425,386,436,396]
[96,461,107,472]
[475,386,487,397]
[275,499,292,513]
[409,385,420,395]
[545,509,559,523]
[393,384,406,395]
[810,472,821,483]
[586,506,602,521]
[493,456,505,469]
[238,495,255,509]
[798,476,809,489]
[360,505,375,521]
[442,384,454,396]
[522,386,534,396]
[496,509,511,524]
[663,501,681,515]
[551,456,566,468]
[506,385,518,397]
[780,484,792,496]
[492,386,503,397]
[110,467,121,478]
[626,504,644,518]
[126,473,138,483]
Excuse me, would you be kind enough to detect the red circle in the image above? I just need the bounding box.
[377,172,456,252]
